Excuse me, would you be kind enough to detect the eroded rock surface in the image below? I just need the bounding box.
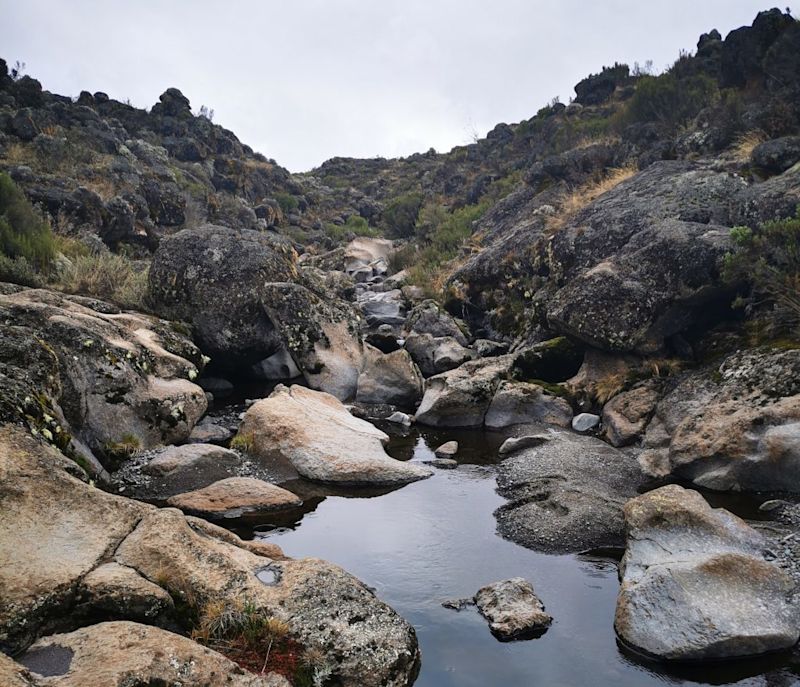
[474,578,552,641]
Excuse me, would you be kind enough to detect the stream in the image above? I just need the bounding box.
[228,425,800,686]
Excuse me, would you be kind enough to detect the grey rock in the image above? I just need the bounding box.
[474,578,552,641]
[386,411,412,426]
[615,485,800,660]
[485,381,573,429]
[434,441,459,458]
[404,332,474,377]
[571,412,600,434]
[752,136,800,174]
[425,458,458,469]
[498,434,550,456]
[251,348,301,381]
[188,417,235,445]
[473,339,510,357]
[405,300,468,345]
[356,345,423,408]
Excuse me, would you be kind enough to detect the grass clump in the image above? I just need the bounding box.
[274,191,299,215]
[0,172,55,283]
[324,214,378,242]
[730,129,767,164]
[56,252,149,309]
[230,431,255,453]
[382,192,423,238]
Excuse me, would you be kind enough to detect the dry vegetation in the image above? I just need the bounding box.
[731,129,767,164]
[55,251,149,310]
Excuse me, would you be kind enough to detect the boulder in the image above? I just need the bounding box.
[19,621,285,686]
[238,385,431,486]
[404,332,474,377]
[495,429,646,553]
[434,441,458,458]
[751,136,800,174]
[116,509,421,686]
[344,237,394,276]
[415,355,515,428]
[615,485,800,660]
[358,289,406,327]
[571,412,600,434]
[188,417,234,445]
[485,381,573,429]
[602,383,659,447]
[639,348,800,491]
[251,347,301,381]
[404,300,468,345]
[147,224,297,365]
[0,288,206,465]
[498,434,549,456]
[166,477,301,518]
[474,578,552,641]
[356,346,423,408]
[387,411,412,426]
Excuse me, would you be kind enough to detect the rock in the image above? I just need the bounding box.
[0,653,37,687]
[0,424,150,652]
[404,332,474,377]
[415,354,515,428]
[485,381,573,429]
[358,289,406,327]
[386,411,412,426]
[166,477,302,518]
[19,621,285,686]
[344,237,394,276]
[136,443,243,497]
[238,385,431,486]
[639,348,800,491]
[76,562,173,623]
[495,429,646,553]
[188,417,234,445]
[198,376,234,397]
[405,300,468,345]
[425,458,458,469]
[473,339,509,357]
[602,383,659,447]
[441,598,475,611]
[356,345,423,408]
[0,288,206,465]
[116,508,421,686]
[474,578,552,641]
[751,136,800,174]
[434,440,458,458]
[511,337,584,383]
[147,224,297,365]
[251,347,301,381]
[571,412,600,434]
[615,485,800,660]
[498,434,549,456]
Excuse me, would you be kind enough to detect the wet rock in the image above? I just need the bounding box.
[441,598,475,611]
[571,412,600,434]
[602,383,659,447]
[116,508,422,686]
[188,417,234,445]
[498,434,549,456]
[485,381,573,429]
[239,384,431,486]
[474,578,552,641]
[640,347,800,491]
[0,425,150,652]
[615,485,800,660]
[416,354,516,428]
[387,411,412,426]
[495,429,646,553]
[405,300,468,345]
[20,621,285,686]
[356,345,423,408]
[251,347,301,381]
[404,332,474,377]
[166,477,302,518]
[434,440,459,458]
[426,458,458,469]
[137,444,243,497]
[358,289,406,327]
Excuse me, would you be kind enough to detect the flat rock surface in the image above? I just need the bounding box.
[166,476,302,517]
[474,578,552,641]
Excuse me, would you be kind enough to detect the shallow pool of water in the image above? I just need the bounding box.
[237,427,800,686]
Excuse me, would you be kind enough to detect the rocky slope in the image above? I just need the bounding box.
[2,7,800,685]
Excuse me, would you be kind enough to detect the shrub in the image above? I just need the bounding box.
[382,192,423,238]
[723,207,800,337]
[56,253,149,309]
[0,172,55,272]
[274,191,299,215]
[324,214,377,242]
[622,71,718,129]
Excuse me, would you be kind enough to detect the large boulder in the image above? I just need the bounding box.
[615,485,799,660]
[147,225,298,365]
[0,288,206,467]
[404,332,474,377]
[18,621,286,686]
[601,382,660,447]
[404,300,468,345]
[640,347,800,491]
[495,429,646,553]
[136,443,244,497]
[484,380,572,429]
[751,136,800,174]
[356,345,423,408]
[166,477,302,518]
[415,355,516,428]
[238,385,431,485]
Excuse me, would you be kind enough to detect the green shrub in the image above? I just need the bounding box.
[723,207,800,336]
[274,191,299,215]
[382,192,423,238]
[0,172,55,273]
[622,71,718,128]
[0,254,43,287]
[324,214,378,242]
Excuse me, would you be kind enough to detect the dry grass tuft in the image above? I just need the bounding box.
[545,163,638,236]
[54,253,149,309]
[731,130,767,164]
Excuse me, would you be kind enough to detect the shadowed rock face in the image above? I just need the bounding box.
[615,485,800,661]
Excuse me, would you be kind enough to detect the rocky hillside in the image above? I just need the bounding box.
[2,7,800,687]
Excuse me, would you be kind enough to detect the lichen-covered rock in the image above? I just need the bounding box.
[19,621,285,686]
[239,385,431,486]
[356,345,423,408]
[474,578,552,641]
[0,287,206,465]
[404,300,468,345]
[147,224,298,365]
[495,429,646,553]
[751,136,800,174]
[615,485,800,660]
[640,347,800,491]
[485,380,572,429]
[76,563,173,623]
[602,382,659,447]
[404,332,474,377]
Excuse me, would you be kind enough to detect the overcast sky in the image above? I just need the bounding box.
[0,1,779,171]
